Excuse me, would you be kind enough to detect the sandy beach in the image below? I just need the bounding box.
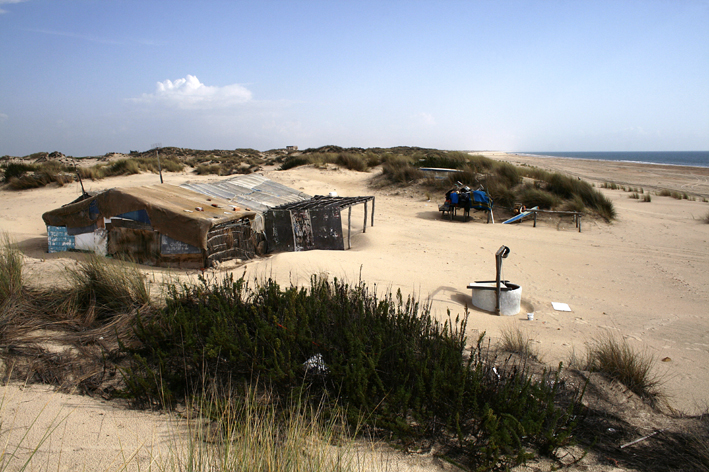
[1,152,708,470]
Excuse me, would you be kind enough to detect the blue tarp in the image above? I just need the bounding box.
[470,190,493,212]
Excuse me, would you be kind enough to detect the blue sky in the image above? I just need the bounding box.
[1,0,707,156]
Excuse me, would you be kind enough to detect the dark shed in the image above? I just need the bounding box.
[264,195,375,252]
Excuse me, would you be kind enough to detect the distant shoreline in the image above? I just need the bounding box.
[477,151,709,199]
[510,151,709,169]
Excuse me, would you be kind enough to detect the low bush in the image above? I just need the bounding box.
[194,163,223,175]
[3,162,37,182]
[629,192,640,199]
[280,155,313,170]
[121,274,584,470]
[643,194,652,202]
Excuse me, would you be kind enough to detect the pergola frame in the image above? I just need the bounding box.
[271,195,375,249]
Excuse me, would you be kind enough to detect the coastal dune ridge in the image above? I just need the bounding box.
[1,149,708,471]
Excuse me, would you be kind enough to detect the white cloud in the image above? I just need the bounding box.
[0,112,8,122]
[0,0,28,14]
[134,75,252,110]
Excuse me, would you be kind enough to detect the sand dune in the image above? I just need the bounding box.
[1,154,708,470]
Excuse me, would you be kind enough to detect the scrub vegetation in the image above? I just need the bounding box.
[2,146,615,220]
[2,237,709,470]
[279,146,616,220]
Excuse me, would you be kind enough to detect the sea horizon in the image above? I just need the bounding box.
[514,151,709,168]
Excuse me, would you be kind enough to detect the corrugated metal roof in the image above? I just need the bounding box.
[181,174,311,213]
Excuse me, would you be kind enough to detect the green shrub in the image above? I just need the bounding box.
[643,194,652,202]
[194,163,222,175]
[3,163,37,182]
[629,192,640,199]
[658,189,672,197]
[280,156,312,170]
[121,275,584,470]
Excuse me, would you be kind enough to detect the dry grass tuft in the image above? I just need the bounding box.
[499,325,539,360]
[0,233,23,304]
[55,255,151,326]
[585,332,664,405]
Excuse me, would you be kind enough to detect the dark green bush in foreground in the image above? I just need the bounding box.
[121,275,584,470]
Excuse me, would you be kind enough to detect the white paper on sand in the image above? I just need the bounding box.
[552,302,572,312]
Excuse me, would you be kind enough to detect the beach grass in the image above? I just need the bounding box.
[57,254,151,325]
[0,233,23,304]
[498,325,539,360]
[0,376,390,472]
[585,332,664,405]
[159,384,391,472]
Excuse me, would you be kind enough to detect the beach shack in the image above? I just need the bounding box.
[41,184,257,268]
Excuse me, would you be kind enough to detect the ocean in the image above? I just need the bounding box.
[519,151,709,168]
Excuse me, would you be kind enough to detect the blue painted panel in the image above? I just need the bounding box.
[47,225,75,253]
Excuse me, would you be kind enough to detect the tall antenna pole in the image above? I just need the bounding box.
[152,142,163,183]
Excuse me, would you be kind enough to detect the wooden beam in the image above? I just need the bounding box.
[363,201,367,233]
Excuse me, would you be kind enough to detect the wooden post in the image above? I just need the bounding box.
[347,206,352,249]
[371,197,375,226]
[533,211,537,227]
[578,215,582,233]
[495,251,503,315]
[363,202,367,233]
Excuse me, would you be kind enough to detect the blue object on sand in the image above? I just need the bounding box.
[502,206,538,224]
